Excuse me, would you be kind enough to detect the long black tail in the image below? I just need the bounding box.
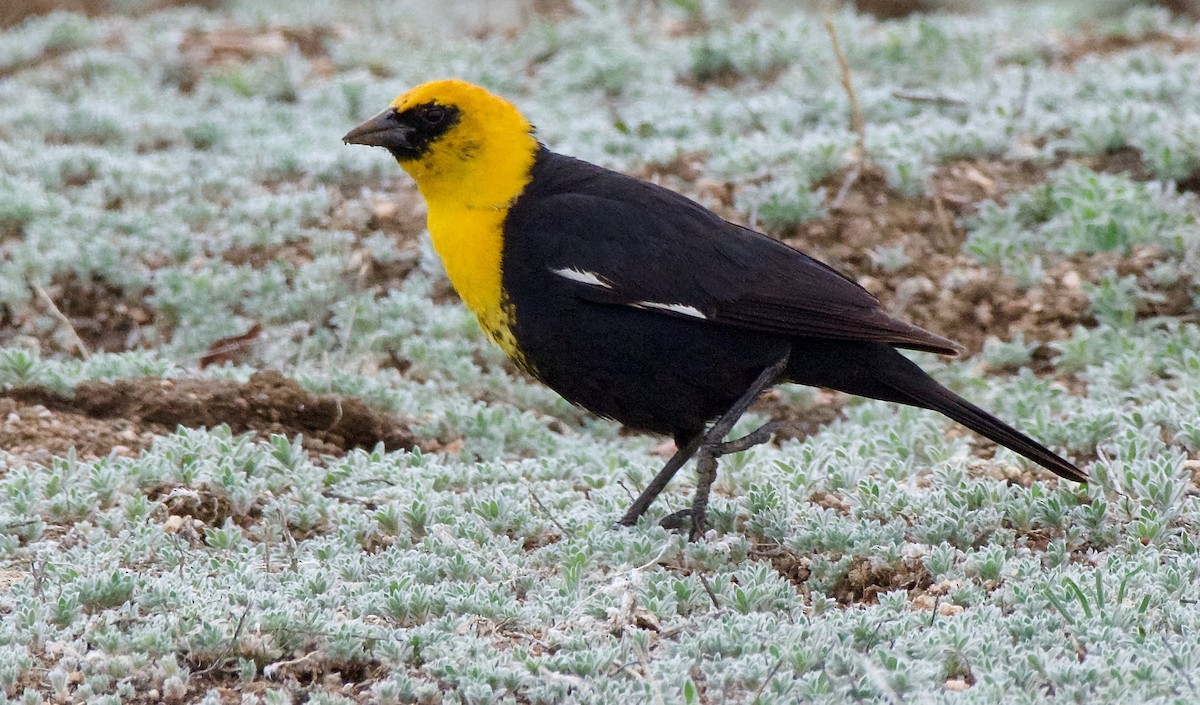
[787,341,1087,483]
[879,360,1086,483]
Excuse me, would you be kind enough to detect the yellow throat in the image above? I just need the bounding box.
[387,80,539,359]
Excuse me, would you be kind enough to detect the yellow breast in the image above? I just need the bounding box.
[425,203,523,362]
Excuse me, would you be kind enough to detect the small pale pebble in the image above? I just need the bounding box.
[938,602,964,617]
[944,678,971,692]
[912,594,937,611]
[372,200,400,220]
[163,515,185,533]
[929,580,961,595]
[983,465,1006,481]
[1062,270,1082,290]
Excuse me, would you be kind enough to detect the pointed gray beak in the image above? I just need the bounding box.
[342,109,414,149]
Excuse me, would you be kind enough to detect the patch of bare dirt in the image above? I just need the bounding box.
[0,370,436,463]
[143,480,335,544]
[52,276,156,352]
[0,276,157,355]
[852,0,940,19]
[172,24,342,91]
[1,0,218,29]
[146,482,251,529]
[1078,145,1156,182]
[749,541,933,606]
[0,396,159,463]
[749,389,846,444]
[768,156,1195,355]
[836,555,934,604]
[1057,29,1199,67]
[1159,0,1200,18]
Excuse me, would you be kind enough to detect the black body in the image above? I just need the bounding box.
[500,148,1085,482]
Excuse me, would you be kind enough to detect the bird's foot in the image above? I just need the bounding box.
[659,508,692,533]
[657,507,707,540]
[682,421,783,540]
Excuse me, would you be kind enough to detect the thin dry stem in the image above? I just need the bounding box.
[33,283,90,358]
[823,14,865,160]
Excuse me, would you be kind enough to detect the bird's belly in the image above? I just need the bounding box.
[508,295,788,436]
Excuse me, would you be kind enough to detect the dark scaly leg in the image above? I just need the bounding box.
[616,431,702,527]
[617,351,790,537]
[684,418,782,539]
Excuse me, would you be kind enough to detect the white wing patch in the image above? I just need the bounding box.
[631,301,707,320]
[551,267,611,288]
[549,268,706,320]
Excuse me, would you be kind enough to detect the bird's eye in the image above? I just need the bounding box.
[423,106,447,126]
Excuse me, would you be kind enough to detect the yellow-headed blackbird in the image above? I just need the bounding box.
[344,80,1086,537]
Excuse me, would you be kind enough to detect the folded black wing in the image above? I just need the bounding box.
[503,151,960,356]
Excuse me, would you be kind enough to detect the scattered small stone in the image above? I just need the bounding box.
[938,602,965,617]
[928,580,962,596]
[912,594,936,611]
[634,608,661,632]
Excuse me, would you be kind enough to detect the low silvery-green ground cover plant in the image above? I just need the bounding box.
[2,1,1200,702]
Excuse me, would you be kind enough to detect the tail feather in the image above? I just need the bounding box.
[783,340,1087,483]
[884,375,1087,483]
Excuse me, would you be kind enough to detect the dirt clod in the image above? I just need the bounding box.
[751,541,933,606]
[1,370,428,462]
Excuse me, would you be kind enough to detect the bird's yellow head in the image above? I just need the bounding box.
[343,79,539,208]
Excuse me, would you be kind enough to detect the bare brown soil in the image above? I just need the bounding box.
[749,389,846,444]
[2,0,218,29]
[782,155,1195,355]
[0,370,432,463]
[749,541,934,606]
[1057,29,1200,66]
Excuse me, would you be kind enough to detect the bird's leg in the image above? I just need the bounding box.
[620,351,790,536]
[616,431,703,527]
[685,419,782,539]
